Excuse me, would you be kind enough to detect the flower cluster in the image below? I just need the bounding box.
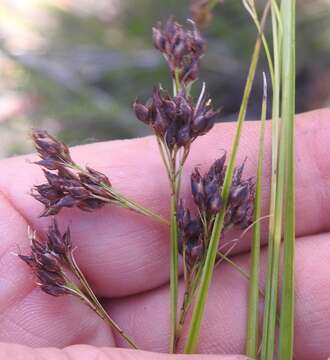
[32,130,114,216]
[152,18,205,84]
[191,155,254,228]
[19,220,73,296]
[19,219,139,348]
[178,156,255,268]
[134,86,218,150]
[226,162,255,229]
[177,202,203,270]
[33,166,113,216]
[32,130,166,222]
[32,130,74,170]
[191,154,227,216]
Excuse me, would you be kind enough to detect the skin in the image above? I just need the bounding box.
[0,108,329,360]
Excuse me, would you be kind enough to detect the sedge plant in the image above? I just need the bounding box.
[17,1,297,358]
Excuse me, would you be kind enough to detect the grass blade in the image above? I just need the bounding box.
[261,0,296,358]
[278,0,296,358]
[260,1,283,358]
[245,72,267,358]
[170,188,179,352]
[183,4,271,352]
[260,80,286,360]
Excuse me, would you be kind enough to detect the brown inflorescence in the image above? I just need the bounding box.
[133,86,219,150]
[32,130,74,170]
[19,220,74,297]
[191,153,227,216]
[19,219,140,349]
[32,130,114,216]
[177,201,204,270]
[190,154,255,228]
[178,155,255,268]
[226,161,255,229]
[152,18,205,85]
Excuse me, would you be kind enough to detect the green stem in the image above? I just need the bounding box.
[175,275,192,348]
[261,118,286,360]
[173,69,180,96]
[260,1,296,354]
[261,0,282,359]
[169,146,188,352]
[168,67,184,353]
[245,73,267,358]
[183,5,269,351]
[67,252,138,349]
[175,263,203,350]
[107,186,169,225]
[68,162,168,224]
[242,0,275,86]
[278,0,295,358]
[169,182,179,353]
[217,251,265,297]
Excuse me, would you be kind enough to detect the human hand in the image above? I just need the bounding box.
[0,109,329,359]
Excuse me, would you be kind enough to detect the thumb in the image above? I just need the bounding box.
[0,343,253,360]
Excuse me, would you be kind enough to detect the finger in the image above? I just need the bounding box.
[0,343,252,360]
[0,193,114,348]
[109,232,330,360]
[0,109,330,297]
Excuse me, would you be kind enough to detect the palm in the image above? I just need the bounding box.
[0,109,329,360]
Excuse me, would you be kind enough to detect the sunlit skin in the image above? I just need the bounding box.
[0,109,329,359]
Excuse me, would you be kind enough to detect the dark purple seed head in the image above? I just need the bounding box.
[47,219,71,255]
[32,129,73,165]
[133,101,150,124]
[230,184,250,206]
[176,94,192,122]
[207,193,222,215]
[152,26,166,51]
[191,169,205,209]
[36,252,62,273]
[18,254,35,267]
[176,125,191,147]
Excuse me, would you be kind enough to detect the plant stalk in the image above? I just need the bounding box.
[183,4,269,351]
[278,0,296,357]
[169,180,179,352]
[245,72,267,358]
[67,251,138,349]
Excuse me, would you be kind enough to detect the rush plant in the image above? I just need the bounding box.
[18,1,296,358]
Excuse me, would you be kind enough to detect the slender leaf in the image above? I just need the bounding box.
[245,72,267,358]
[278,0,296,358]
[183,4,271,352]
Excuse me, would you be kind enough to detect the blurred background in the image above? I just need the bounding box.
[0,0,329,158]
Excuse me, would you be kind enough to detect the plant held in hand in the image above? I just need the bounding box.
[134,17,223,352]
[17,0,297,357]
[175,156,255,348]
[32,129,167,224]
[19,219,138,349]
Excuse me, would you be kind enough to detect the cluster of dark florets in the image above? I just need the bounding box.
[32,130,114,216]
[178,155,255,268]
[134,86,218,150]
[191,154,227,216]
[33,166,112,216]
[152,18,205,84]
[19,220,73,297]
[225,161,255,229]
[191,154,254,227]
[177,202,203,270]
